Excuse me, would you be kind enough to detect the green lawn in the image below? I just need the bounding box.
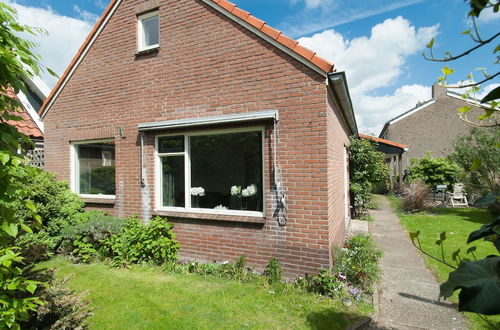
[39,257,372,329]
[387,196,499,329]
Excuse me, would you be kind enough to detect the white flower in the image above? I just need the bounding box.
[242,184,257,197]
[190,187,205,196]
[214,204,228,210]
[231,185,241,196]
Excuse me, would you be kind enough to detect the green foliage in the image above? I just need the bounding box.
[165,256,262,283]
[24,276,92,329]
[0,248,44,329]
[263,258,283,286]
[61,212,128,263]
[348,137,388,217]
[105,217,179,265]
[295,270,347,297]
[14,168,84,235]
[449,127,500,201]
[0,3,57,327]
[407,154,462,187]
[333,235,383,290]
[13,169,84,263]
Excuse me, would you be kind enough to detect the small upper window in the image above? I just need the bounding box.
[138,11,159,51]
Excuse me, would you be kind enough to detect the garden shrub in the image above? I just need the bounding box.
[105,216,179,265]
[263,258,283,286]
[14,168,84,235]
[295,270,347,297]
[402,181,431,213]
[333,235,382,291]
[13,168,84,262]
[348,137,388,217]
[449,127,500,202]
[61,212,128,263]
[25,276,92,329]
[407,154,461,187]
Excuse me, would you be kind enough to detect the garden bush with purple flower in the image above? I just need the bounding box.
[294,235,382,301]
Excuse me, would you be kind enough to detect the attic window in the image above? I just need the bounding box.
[138,11,159,51]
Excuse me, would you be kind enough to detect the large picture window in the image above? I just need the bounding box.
[73,140,116,197]
[157,129,263,215]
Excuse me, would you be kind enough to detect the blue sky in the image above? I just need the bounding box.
[8,0,499,134]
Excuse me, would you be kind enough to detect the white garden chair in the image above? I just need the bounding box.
[447,183,468,207]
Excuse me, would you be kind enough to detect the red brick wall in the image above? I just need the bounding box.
[44,0,349,276]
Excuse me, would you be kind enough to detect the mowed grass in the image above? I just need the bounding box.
[39,257,372,330]
[387,196,499,329]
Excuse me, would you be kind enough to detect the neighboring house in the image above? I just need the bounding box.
[39,0,358,275]
[359,134,408,189]
[7,75,49,168]
[379,83,490,170]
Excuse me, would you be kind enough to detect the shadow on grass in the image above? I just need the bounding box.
[430,207,491,225]
[306,309,369,330]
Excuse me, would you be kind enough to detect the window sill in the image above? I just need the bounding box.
[135,46,159,57]
[154,210,266,224]
[82,197,116,205]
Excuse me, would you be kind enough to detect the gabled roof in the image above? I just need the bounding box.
[38,0,335,118]
[359,134,408,150]
[5,88,44,139]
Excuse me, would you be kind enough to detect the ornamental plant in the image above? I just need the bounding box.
[0,3,57,327]
[348,137,388,217]
[407,153,462,187]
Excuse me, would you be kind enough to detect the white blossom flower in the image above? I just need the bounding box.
[190,187,205,196]
[214,204,228,210]
[242,184,257,197]
[231,185,241,196]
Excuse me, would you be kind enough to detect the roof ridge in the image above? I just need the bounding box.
[210,0,334,73]
[39,0,335,117]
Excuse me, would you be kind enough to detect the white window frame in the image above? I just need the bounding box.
[155,127,265,217]
[137,11,159,52]
[70,139,116,199]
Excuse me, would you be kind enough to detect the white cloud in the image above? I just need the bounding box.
[477,6,500,24]
[73,5,100,23]
[290,0,334,9]
[298,16,439,134]
[6,1,95,87]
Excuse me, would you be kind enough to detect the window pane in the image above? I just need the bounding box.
[190,131,263,212]
[142,15,159,47]
[158,136,184,153]
[162,156,185,207]
[78,142,115,195]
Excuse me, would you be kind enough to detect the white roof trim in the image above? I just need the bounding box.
[16,90,44,133]
[40,0,123,118]
[138,110,278,131]
[388,100,436,126]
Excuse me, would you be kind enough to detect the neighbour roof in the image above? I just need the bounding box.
[359,134,408,150]
[38,0,335,118]
[5,89,44,139]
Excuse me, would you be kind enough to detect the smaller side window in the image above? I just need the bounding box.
[73,140,116,197]
[138,11,159,51]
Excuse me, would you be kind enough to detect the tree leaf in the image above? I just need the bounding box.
[452,249,461,262]
[426,38,434,48]
[441,66,454,76]
[409,231,420,244]
[439,231,447,241]
[440,257,500,315]
[480,86,500,103]
[469,158,481,171]
[467,246,477,255]
[457,106,472,113]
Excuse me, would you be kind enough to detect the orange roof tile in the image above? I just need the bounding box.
[359,134,408,150]
[39,0,335,117]
[3,89,43,139]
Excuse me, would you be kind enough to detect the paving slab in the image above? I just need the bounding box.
[367,195,468,330]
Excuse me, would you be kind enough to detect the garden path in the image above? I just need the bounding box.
[367,195,468,330]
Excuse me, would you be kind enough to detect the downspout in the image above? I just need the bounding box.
[140,132,151,223]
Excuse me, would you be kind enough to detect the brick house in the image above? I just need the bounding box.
[39,0,358,275]
[379,83,491,171]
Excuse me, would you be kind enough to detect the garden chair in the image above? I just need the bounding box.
[447,183,468,207]
[434,185,447,203]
